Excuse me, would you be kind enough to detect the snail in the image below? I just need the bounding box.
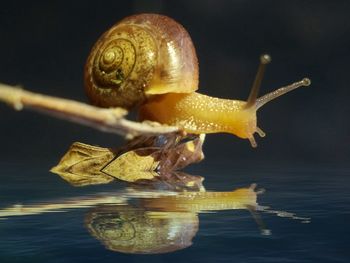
[84,13,310,147]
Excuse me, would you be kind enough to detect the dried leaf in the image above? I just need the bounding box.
[51,133,206,189]
[102,148,160,182]
[157,134,206,173]
[51,142,117,186]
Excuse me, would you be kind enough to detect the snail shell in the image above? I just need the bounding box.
[84,14,199,109]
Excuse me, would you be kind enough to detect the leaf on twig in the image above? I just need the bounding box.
[0,84,206,189]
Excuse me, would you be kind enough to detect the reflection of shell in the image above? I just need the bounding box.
[85,205,198,254]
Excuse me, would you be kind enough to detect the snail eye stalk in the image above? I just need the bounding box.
[245,54,271,109]
[245,54,311,110]
[256,78,311,110]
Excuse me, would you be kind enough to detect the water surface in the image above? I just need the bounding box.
[0,162,349,262]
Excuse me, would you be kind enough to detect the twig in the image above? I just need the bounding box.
[0,83,178,138]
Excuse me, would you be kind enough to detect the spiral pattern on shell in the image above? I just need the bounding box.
[84,14,199,109]
[85,206,199,254]
[85,19,157,108]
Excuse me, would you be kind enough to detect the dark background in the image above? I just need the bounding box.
[0,0,349,169]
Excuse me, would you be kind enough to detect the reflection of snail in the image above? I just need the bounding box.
[143,184,258,212]
[85,205,198,254]
[84,186,259,254]
[85,13,310,147]
[0,186,311,254]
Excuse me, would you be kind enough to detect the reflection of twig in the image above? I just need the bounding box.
[258,205,311,223]
[247,205,271,235]
[0,83,178,138]
[0,190,176,218]
[0,195,128,218]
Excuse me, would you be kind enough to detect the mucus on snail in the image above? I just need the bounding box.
[84,13,310,147]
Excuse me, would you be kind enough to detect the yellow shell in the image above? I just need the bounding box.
[84,14,199,109]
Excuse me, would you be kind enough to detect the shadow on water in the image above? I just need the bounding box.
[0,184,309,255]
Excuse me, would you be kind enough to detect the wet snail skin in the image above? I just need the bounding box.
[85,14,310,147]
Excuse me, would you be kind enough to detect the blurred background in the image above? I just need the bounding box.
[0,0,349,170]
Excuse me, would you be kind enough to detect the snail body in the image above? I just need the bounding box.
[139,92,256,139]
[85,14,310,147]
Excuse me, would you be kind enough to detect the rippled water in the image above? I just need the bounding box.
[0,161,349,262]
